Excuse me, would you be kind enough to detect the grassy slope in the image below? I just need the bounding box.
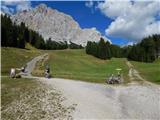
[1,47,40,75]
[131,59,160,84]
[39,49,129,83]
[1,47,39,119]
[2,47,159,84]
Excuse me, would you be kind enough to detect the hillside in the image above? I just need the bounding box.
[33,49,129,83]
[32,49,160,84]
[2,47,160,84]
[1,47,40,75]
[1,47,128,83]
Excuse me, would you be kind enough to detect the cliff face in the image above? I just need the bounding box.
[11,4,110,46]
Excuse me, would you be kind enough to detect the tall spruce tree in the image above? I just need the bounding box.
[98,38,108,59]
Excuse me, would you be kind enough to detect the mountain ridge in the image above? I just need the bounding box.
[11,4,111,46]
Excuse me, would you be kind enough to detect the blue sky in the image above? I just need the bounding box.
[1,0,160,46]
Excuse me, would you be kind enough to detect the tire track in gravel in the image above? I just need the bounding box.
[126,61,144,81]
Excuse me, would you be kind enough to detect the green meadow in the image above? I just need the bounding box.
[1,47,160,84]
[34,49,129,83]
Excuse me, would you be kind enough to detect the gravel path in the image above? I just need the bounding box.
[21,53,48,77]
[126,61,144,81]
[22,54,160,119]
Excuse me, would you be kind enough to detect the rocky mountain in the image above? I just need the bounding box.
[11,4,110,46]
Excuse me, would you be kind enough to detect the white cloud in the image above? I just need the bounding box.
[1,0,32,14]
[85,1,94,8]
[97,0,160,43]
[85,1,95,14]
[16,1,32,12]
[144,21,160,37]
[126,41,134,46]
[1,5,14,15]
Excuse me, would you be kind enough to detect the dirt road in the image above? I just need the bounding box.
[23,54,160,119]
[126,61,145,81]
[20,53,48,77]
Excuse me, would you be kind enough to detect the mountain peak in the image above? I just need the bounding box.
[11,4,110,46]
[35,4,48,13]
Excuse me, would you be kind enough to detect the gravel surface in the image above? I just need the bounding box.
[41,78,160,119]
[20,54,160,119]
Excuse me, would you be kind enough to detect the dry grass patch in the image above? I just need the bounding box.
[1,77,75,120]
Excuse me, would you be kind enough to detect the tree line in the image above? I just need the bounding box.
[45,38,83,50]
[2,14,45,49]
[86,34,160,62]
[86,38,128,60]
[86,38,111,59]
[128,34,160,62]
[1,14,83,50]
[2,14,159,62]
